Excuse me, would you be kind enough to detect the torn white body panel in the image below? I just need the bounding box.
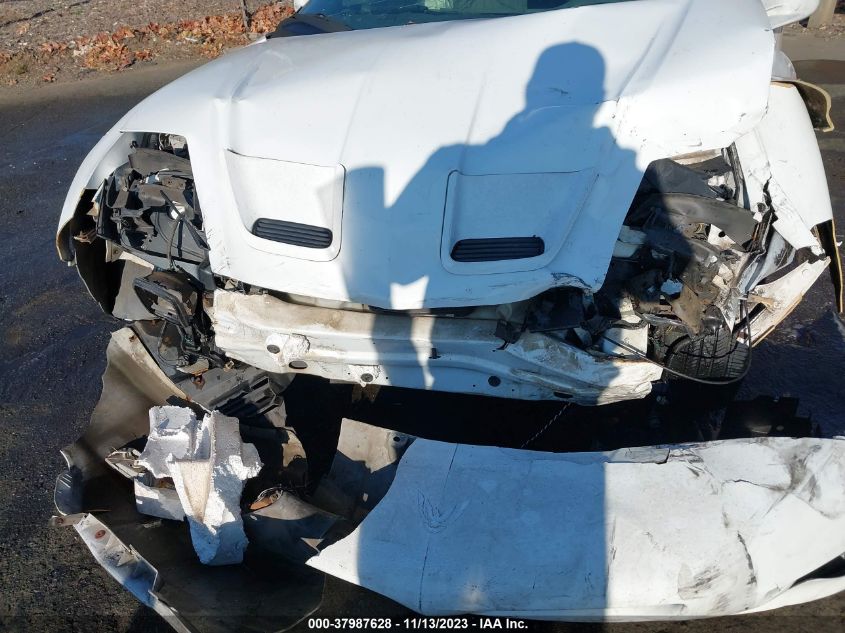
[735,82,833,250]
[209,290,662,404]
[307,437,845,619]
[747,258,830,342]
[138,407,263,565]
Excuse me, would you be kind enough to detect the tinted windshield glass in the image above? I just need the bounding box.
[298,0,638,30]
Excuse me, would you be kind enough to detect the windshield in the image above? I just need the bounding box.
[297,0,639,31]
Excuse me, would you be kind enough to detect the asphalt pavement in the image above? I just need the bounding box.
[0,51,843,633]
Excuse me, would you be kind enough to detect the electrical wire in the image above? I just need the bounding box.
[165,215,181,271]
[601,300,754,386]
[521,403,572,449]
[159,190,187,272]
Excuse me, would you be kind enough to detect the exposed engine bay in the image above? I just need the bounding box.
[514,150,829,384]
[596,152,760,381]
[61,134,836,403]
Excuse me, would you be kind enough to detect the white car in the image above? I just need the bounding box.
[54,0,845,628]
[58,0,840,405]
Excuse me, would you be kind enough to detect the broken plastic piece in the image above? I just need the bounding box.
[137,406,263,565]
[106,447,185,521]
[309,419,413,522]
[308,436,845,618]
[247,489,352,564]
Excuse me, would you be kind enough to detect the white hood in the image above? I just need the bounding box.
[65,0,775,308]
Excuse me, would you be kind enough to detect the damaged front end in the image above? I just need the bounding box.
[53,328,845,630]
[54,3,842,405]
[57,117,840,404]
[52,0,845,627]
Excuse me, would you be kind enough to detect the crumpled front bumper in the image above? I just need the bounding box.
[306,436,845,620]
[53,329,845,631]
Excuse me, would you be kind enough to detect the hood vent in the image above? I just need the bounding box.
[451,237,545,262]
[253,219,333,249]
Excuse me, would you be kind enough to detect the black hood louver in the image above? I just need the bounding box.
[253,219,333,249]
[451,237,545,262]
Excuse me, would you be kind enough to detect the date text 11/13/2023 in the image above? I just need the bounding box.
[307,618,529,629]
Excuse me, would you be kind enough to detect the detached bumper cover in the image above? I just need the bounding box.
[54,330,845,629]
[309,437,845,620]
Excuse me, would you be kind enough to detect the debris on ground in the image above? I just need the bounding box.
[106,446,186,521]
[135,406,263,565]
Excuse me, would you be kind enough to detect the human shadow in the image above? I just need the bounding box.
[337,41,639,617]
